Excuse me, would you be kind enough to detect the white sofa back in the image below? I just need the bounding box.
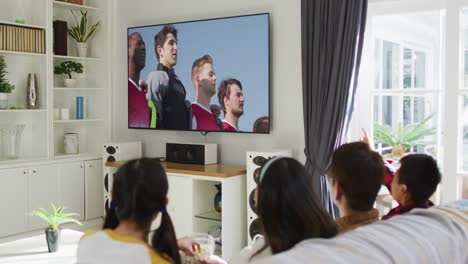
[252,201,468,264]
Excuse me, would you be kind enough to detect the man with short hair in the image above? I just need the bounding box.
[146,25,190,129]
[217,78,244,132]
[191,54,223,131]
[128,32,150,128]
[328,142,385,234]
[253,116,269,133]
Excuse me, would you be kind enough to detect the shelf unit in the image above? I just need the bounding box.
[161,168,246,261]
[163,172,246,261]
[0,0,110,163]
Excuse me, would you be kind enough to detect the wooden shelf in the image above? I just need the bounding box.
[0,50,46,57]
[194,211,221,221]
[53,55,103,62]
[0,20,46,30]
[54,119,103,124]
[0,109,47,113]
[54,87,104,91]
[52,1,103,12]
[0,156,48,167]
[54,152,101,160]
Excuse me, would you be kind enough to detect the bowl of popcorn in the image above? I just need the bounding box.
[192,233,215,257]
[181,233,216,264]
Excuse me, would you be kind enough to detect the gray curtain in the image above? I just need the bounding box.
[301,0,368,217]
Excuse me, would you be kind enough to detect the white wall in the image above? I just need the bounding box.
[111,0,304,164]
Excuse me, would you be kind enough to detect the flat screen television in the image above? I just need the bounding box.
[127,13,270,133]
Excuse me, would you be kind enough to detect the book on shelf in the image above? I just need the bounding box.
[0,25,3,50]
[0,24,46,54]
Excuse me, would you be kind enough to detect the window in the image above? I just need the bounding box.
[352,1,468,201]
[460,10,468,198]
[351,6,455,200]
[372,36,439,156]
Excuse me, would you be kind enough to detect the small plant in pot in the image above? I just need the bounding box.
[54,61,83,88]
[31,204,81,253]
[68,10,100,57]
[0,55,15,109]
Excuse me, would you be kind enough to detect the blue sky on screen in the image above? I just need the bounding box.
[128,14,269,132]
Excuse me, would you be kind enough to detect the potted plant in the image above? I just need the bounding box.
[373,113,436,159]
[54,61,83,88]
[0,55,15,109]
[31,204,81,253]
[67,10,100,57]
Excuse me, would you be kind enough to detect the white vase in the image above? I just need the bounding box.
[1,124,26,159]
[64,79,77,88]
[64,133,79,154]
[0,93,8,109]
[76,42,88,57]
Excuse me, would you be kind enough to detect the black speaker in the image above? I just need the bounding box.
[166,143,217,165]
[53,20,67,56]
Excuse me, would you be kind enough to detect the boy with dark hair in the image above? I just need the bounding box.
[328,142,385,233]
[382,153,441,220]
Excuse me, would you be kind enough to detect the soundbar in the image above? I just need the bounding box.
[166,143,217,165]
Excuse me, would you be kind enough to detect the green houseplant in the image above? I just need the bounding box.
[31,204,81,253]
[54,61,83,88]
[373,113,436,158]
[67,10,101,57]
[0,55,15,109]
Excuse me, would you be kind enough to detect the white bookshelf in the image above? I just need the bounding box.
[0,0,110,162]
[51,0,109,159]
[0,0,108,241]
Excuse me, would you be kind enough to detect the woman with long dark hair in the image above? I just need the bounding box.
[77,158,195,264]
[230,157,337,263]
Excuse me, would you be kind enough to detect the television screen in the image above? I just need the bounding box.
[128,13,270,133]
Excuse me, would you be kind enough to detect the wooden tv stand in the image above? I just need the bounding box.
[105,160,246,177]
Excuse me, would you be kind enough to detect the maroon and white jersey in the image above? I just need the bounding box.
[191,102,222,131]
[128,79,150,128]
[222,120,238,132]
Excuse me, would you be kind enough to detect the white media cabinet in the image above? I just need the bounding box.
[0,157,104,238]
[106,161,247,261]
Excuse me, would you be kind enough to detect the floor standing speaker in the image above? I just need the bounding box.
[103,142,142,215]
[246,150,292,245]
